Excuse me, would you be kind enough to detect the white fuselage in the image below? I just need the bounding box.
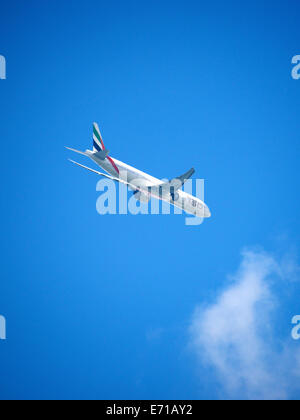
[89,151,211,218]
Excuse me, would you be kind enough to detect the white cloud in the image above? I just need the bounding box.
[189,249,300,400]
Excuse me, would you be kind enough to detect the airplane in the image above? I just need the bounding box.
[66,123,211,218]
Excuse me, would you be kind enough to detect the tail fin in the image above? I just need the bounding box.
[93,122,105,152]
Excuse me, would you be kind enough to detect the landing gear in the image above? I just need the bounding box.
[170,187,179,202]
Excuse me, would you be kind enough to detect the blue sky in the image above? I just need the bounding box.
[0,0,300,400]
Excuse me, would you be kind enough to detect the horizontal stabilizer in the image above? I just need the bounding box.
[93,149,109,160]
[65,147,90,157]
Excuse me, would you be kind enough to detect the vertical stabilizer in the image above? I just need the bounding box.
[93,122,105,152]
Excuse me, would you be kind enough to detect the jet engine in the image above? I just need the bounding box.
[133,190,151,203]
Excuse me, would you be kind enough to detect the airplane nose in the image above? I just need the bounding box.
[204,205,211,218]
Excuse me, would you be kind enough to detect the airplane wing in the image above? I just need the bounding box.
[153,168,195,193]
[68,159,135,188]
[69,159,195,202]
